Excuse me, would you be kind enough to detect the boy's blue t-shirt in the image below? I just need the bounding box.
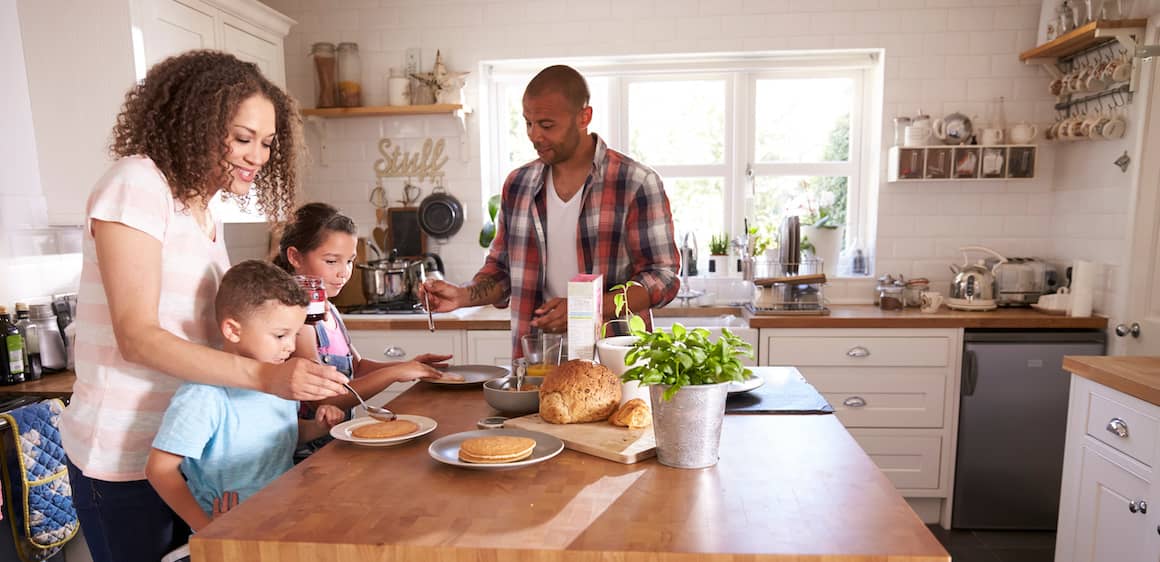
[152,382,298,516]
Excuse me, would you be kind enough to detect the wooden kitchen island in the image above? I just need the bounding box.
[192,378,949,562]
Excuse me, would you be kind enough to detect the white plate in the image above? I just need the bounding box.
[727,373,765,395]
[1030,303,1069,316]
[329,415,437,447]
[428,428,564,470]
[424,365,509,386]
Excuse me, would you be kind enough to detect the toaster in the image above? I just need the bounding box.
[986,257,1059,306]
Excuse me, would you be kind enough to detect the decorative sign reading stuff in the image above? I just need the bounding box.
[373,138,448,183]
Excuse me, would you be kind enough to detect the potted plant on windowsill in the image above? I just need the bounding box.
[621,324,753,469]
[707,233,729,278]
[595,281,650,405]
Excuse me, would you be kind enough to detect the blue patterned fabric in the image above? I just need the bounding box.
[0,398,78,559]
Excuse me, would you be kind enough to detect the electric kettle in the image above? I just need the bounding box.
[947,246,1006,311]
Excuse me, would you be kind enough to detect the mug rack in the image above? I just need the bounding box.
[887,145,1038,182]
[1020,19,1145,118]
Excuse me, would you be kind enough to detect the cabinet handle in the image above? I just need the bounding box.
[843,396,867,408]
[846,346,871,358]
[384,346,406,359]
[1106,418,1130,439]
[1129,499,1148,514]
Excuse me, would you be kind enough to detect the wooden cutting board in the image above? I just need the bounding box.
[504,413,656,464]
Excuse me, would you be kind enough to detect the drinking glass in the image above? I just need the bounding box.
[521,333,564,377]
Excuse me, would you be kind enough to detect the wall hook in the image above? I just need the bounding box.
[1115,151,1131,172]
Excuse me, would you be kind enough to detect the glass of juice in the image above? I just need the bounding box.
[521,333,563,377]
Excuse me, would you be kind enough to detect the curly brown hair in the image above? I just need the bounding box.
[110,50,302,220]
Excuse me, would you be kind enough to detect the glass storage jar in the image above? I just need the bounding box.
[311,42,338,108]
[878,284,904,310]
[336,42,362,107]
[903,278,930,308]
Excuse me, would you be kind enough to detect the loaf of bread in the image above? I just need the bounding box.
[538,360,621,424]
[610,398,651,429]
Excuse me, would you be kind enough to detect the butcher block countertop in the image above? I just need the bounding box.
[1063,355,1160,406]
[343,304,1108,331]
[191,378,949,562]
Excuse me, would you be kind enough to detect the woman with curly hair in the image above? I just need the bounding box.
[60,50,348,562]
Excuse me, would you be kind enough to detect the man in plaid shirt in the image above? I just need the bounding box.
[423,65,680,357]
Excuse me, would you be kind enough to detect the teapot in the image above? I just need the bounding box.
[948,246,1007,308]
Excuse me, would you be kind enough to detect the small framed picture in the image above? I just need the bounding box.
[953,147,980,179]
[899,148,925,179]
[925,147,953,179]
[981,147,1007,178]
[1007,147,1036,178]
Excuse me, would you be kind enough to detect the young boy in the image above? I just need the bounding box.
[145,260,344,533]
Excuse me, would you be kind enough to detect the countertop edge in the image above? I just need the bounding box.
[1063,356,1160,406]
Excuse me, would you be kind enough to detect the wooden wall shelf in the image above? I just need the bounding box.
[301,104,465,118]
[1020,18,1147,61]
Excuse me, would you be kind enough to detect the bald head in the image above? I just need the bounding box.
[524,65,590,112]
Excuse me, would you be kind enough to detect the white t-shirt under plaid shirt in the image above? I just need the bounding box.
[61,155,231,482]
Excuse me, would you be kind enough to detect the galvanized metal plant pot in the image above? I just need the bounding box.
[649,382,729,469]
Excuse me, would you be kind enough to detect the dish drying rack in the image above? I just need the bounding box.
[746,258,829,315]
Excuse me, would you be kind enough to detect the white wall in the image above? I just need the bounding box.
[264,0,1072,300]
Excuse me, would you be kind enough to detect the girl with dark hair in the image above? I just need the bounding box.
[60,51,348,562]
[276,203,453,423]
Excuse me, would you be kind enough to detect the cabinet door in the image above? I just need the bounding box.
[348,330,464,364]
[465,331,512,368]
[1065,446,1154,562]
[140,0,217,70]
[219,14,285,87]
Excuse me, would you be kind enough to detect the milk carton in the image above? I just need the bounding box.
[567,274,603,361]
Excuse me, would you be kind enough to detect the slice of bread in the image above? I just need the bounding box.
[610,398,652,429]
[458,435,537,463]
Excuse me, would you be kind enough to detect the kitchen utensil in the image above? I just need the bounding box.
[503,415,655,464]
[399,182,422,206]
[920,292,944,313]
[385,207,425,257]
[369,180,388,209]
[947,246,1005,310]
[980,127,1004,146]
[342,381,397,422]
[357,253,410,304]
[419,262,434,332]
[779,215,800,275]
[933,112,973,145]
[418,183,465,238]
[427,428,565,469]
[372,227,388,251]
[521,333,564,377]
[1009,122,1038,144]
[329,415,436,446]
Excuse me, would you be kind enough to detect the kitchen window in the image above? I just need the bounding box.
[483,52,881,275]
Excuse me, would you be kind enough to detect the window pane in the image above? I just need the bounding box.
[666,177,724,252]
[500,77,609,171]
[752,175,848,231]
[628,80,725,165]
[755,78,852,163]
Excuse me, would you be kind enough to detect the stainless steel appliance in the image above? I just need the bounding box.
[952,330,1105,530]
[357,252,443,305]
[947,246,1004,310]
[985,256,1059,306]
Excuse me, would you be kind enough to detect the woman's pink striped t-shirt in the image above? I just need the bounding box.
[60,156,231,481]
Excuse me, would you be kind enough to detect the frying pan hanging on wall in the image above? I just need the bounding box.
[418,183,465,238]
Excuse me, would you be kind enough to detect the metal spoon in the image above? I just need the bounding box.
[342,382,397,422]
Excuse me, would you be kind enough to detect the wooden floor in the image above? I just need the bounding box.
[926,525,1054,562]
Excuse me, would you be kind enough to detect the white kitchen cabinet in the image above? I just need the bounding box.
[348,329,465,364]
[133,0,293,86]
[466,331,513,368]
[1056,375,1160,562]
[760,328,962,526]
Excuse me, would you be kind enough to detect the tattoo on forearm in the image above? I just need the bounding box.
[469,278,497,304]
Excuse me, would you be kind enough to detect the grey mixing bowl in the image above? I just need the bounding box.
[482,376,544,416]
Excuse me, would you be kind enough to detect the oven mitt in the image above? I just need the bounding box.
[0,398,78,561]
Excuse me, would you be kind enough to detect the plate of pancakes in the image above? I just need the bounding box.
[330,415,437,447]
[428,428,564,469]
[423,365,509,387]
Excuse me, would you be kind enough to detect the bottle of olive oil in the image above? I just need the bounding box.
[0,305,26,385]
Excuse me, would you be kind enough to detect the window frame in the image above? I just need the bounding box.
[482,52,880,274]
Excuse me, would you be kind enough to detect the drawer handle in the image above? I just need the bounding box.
[1106,418,1130,439]
[1129,499,1148,514]
[843,396,867,408]
[384,346,406,359]
[846,346,871,358]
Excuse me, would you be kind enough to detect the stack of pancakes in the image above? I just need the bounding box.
[458,435,536,464]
